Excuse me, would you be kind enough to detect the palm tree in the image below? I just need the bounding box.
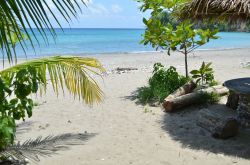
[0,0,105,162]
[1,1,105,101]
[1,0,85,62]
[0,56,105,104]
[0,0,106,111]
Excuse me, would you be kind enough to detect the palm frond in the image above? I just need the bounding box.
[0,56,105,105]
[0,133,96,162]
[180,0,250,23]
[0,0,86,63]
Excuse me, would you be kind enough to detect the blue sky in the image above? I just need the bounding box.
[47,0,149,28]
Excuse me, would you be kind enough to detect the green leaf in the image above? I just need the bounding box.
[143,18,148,25]
[190,70,199,74]
[1,56,105,105]
[192,75,200,78]
[0,0,86,63]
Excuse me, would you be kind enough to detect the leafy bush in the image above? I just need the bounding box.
[0,67,44,150]
[137,63,188,104]
[190,62,217,87]
[0,117,15,150]
[136,87,153,103]
[199,92,221,104]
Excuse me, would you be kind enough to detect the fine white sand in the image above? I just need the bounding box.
[14,48,250,165]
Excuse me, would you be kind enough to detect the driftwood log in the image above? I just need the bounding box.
[165,81,197,100]
[197,109,239,139]
[226,90,239,110]
[116,67,138,72]
[163,85,229,112]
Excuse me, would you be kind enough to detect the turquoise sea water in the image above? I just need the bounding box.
[14,28,250,57]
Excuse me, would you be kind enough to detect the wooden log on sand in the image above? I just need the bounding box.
[165,81,197,100]
[116,67,138,72]
[163,85,229,112]
[197,109,239,139]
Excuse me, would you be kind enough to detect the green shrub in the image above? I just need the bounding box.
[208,80,219,87]
[191,62,220,87]
[0,67,43,150]
[198,92,221,104]
[0,117,15,150]
[136,63,188,104]
[136,87,153,104]
[190,62,215,86]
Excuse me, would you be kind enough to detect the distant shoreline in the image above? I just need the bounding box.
[9,47,250,59]
[27,27,147,30]
[2,47,250,62]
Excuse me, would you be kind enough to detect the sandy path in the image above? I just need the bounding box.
[15,49,250,165]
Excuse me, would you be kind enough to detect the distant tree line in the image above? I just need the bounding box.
[155,11,250,32]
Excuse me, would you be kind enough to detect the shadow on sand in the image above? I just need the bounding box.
[16,121,35,135]
[124,89,250,159]
[161,104,250,159]
[3,126,97,164]
[122,90,160,107]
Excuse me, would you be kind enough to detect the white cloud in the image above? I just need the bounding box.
[43,0,90,12]
[111,4,123,13]
[88,3,109,15]
[77,1,125,19]
[82,3,123,17]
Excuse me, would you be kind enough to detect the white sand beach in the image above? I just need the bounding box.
[15,48,250,165]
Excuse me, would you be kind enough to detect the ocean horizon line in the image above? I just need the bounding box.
[28,27,146,30]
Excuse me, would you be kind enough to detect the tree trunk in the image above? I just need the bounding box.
[197,109,239,139]
[184,49,188,78]
[163,85,229,112]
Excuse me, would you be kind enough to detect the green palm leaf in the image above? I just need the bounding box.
[0,0,86,63]
[0,56,105,105]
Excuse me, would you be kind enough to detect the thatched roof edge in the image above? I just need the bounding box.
[180,0,250,22]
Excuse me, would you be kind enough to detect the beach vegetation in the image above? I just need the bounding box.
[137,86,153,104]
[190,62,217,87]
[198,92,221,104]
[138,0,219,78]
[0,0,105,162]
[0,1,86,63]
[136,63,188,104]
[0,56,104,161]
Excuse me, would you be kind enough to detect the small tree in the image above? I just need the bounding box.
[138,0,219,77]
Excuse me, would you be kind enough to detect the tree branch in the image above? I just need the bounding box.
[187,45,201,53]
